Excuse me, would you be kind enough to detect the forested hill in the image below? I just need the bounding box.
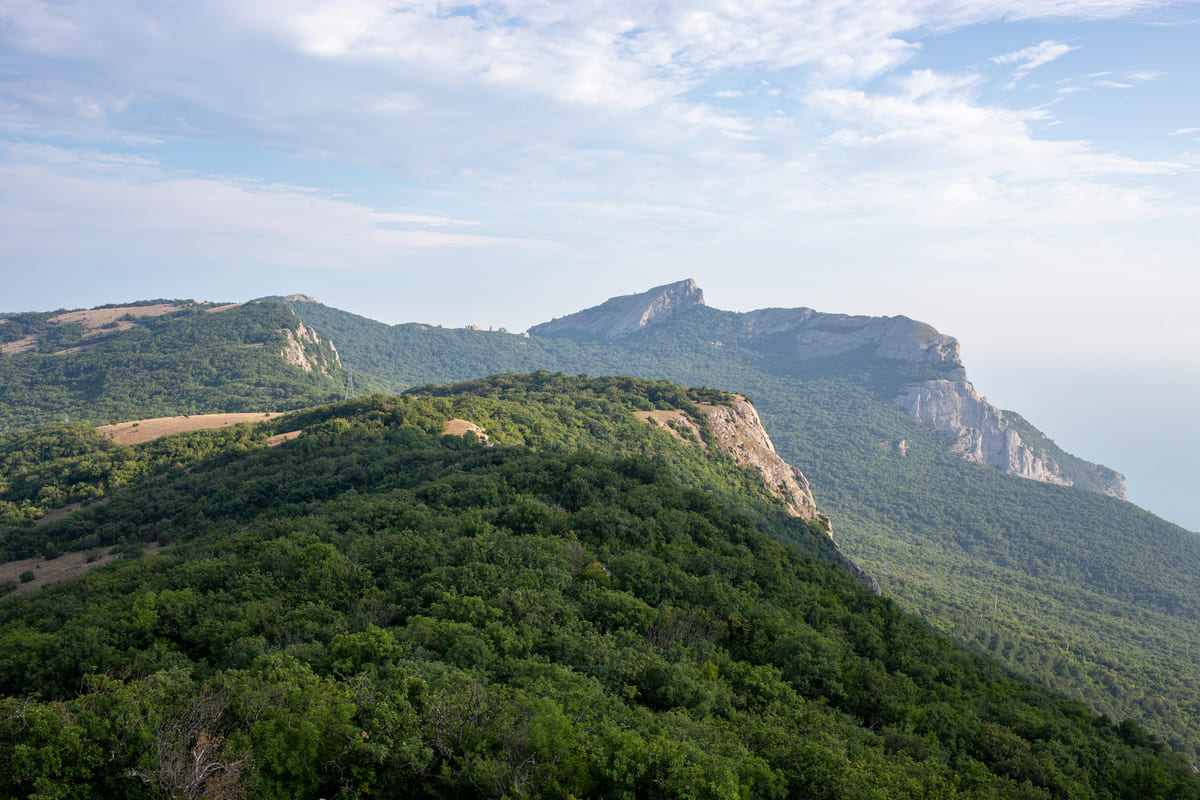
[2,375,1197,799]
[0,300,344,430]
[279,293,1200,757]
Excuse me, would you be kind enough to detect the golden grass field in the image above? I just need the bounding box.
[97,412,284,445]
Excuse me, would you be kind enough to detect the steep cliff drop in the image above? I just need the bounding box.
[638,394,880,593]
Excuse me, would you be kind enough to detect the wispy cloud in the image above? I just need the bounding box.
[0,145,536,273]
[991,40,1079,86]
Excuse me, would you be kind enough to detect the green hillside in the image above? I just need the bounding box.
[0,301,344,430]
[2,375,1196,799]
[283,297,1200,757]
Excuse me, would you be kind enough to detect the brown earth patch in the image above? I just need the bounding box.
[206,302,244,313]
[0,335,40,355]
[0,543,162,600]
[444,419,489,442]
[97,412,283,445]
[35,502,83,527]
[267,431,302,447]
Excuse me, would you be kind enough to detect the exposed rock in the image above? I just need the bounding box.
[529,279,705,339]
[279,324,340,376]
[283,294,318,303]
[696,398,821,521]
[895,379,1127,498]
[683,396,878,593]
[635,410,708,450]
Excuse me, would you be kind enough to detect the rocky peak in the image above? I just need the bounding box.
[529,279,705,339]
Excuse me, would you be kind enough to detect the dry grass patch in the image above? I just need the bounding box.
[1,543,162,600]
[97,413,283,445]
[443,419,489,442]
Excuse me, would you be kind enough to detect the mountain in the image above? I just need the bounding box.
[538,280,1122,497]
[2,375,1196,799]
[275,283,1200,756]
[2,284,1198,757]
[0,300,345,430]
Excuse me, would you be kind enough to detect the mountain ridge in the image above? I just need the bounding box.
[524,280,1121,497]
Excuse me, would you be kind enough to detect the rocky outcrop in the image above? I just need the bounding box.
[895,379,1127,498]
[529,279,705,339]
[636,398,819,520]
[692,396,878,592]
[279,324,340,376]
[696,398,821,521]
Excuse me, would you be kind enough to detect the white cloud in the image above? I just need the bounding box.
[1096,80,1134,88]
[0,1,1193,289]
[1169,127,1200,135]
[991,40,1078,85]
[0,145,537,273]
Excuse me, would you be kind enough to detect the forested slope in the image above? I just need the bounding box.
[283,298,1200,756]
[0,301,344,430]
[2,375,1196,799]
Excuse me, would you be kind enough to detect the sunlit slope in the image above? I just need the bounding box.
[0,301,344,430]
[289,297,1200,756]
[2,375,1196,798]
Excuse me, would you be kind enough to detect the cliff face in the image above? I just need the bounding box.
[696,398,821,521]
[529,279,705,339]
[637,395,880,593]
[895,379,1127,498]
[895,379,1072,485]
[279,323,341,377]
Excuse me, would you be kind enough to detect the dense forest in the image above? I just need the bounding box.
[2,375,1197,799]
[0,302,344,430]
[280,298,1200,757]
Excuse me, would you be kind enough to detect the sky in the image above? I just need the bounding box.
[1,0,1197,530]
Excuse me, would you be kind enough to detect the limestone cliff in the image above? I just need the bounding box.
[279,323,341,377]
[529,279,705,339]
[637,395,879,593]
[895,379,1127,498]
[696,398,821,521]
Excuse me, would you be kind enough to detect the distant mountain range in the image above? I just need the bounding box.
[3,281,1199,757]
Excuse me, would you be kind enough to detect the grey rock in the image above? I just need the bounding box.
[529,279,705,339]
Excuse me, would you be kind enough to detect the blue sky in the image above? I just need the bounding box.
[1,1,1197,530]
